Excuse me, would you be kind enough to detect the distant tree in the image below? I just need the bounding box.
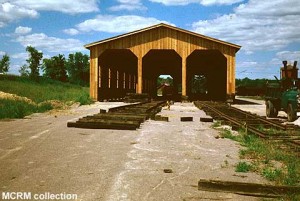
[0,54,10,74]
[157,76,173,86]
[26,46,43,78]
[236,77,271,87]
[66,52,89,86]
[19,64,30,77]
[166,77,173,85]
[42,54,67,82]
[191,75,207,93]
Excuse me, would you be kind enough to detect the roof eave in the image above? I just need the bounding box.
[84,23,241,51]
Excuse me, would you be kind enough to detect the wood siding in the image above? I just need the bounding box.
[88,26,239,100]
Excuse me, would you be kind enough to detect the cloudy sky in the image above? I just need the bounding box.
[0,0,299,78]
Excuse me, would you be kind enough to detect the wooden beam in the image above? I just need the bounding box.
[137,55,142,93]
[181,56,187,97]
[181,117,193,121]
[198,179,300,197]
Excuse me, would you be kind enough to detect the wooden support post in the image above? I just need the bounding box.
[90,48,99,101]
[231,55,236,95]
[137,56,142,93]
[182,56,187,97]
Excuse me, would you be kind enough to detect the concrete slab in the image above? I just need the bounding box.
[0,102,270,201]
[105,102,269,201]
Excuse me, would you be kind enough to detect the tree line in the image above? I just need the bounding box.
[0,46,90,86]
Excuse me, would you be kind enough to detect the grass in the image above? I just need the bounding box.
[0,99,48,118]
[0,74,93,119]
[213,124,299,201]
[236,161,253,172]
[262,167,283,181]
[214,122,300,187]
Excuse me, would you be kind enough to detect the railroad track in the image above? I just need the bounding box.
[194,101,300,153]
[68,101,165,130]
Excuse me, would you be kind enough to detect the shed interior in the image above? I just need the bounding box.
[187,50,227,101]
[98,49,137,100]
[97,49,227,101]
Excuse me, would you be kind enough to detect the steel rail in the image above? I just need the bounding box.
[195,101,300,151]
[229,106,288,130]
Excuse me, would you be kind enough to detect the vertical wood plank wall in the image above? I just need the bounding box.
[89,27,238,100]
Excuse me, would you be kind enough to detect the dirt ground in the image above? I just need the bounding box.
[0,101,270,201]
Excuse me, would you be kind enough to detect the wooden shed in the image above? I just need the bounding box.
[85,23,241,101]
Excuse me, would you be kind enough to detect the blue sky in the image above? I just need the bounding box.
[0,0,299,79]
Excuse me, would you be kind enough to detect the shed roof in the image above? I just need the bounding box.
[84,23,241,51]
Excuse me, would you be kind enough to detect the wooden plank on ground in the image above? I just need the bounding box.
[77,118,140,126]
[67,122,138,130]
[181,117,193,121]
[198,179,300,197]
[83,115,145,123]
[153,115,169,122]
[200,117,213,122]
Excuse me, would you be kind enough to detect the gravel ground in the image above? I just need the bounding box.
[0,101,270,201]
[104,102,269,201]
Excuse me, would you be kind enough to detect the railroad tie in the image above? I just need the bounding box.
[200,117,213,122]
[67,101,166,130]
[181,117,193,122]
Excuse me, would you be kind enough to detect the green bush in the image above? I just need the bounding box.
[0,99,57,119]
[38,102,54,112]
[76,92,93,105]
[0,99,37,118]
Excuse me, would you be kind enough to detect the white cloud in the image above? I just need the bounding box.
[76,15,174,33]
[191,0,300,52]
[235,0,300,17]
[0,51,6,56]
[15,26,32,34]
[236,60,281,79]
[63,28,79,36]
[276,51,300,62]
[16,33,84,52]
[11,52,28,59]
[109,0,147,11]
[0,0,99,27]
[149,0,243,6]
[236,51,300,79]
[8,0,99,14]
[0,2,38,27]
[237,61,258,68]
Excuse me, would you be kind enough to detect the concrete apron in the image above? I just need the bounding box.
[105,102,268,201]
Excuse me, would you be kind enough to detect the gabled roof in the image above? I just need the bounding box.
[84,23,241,50]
